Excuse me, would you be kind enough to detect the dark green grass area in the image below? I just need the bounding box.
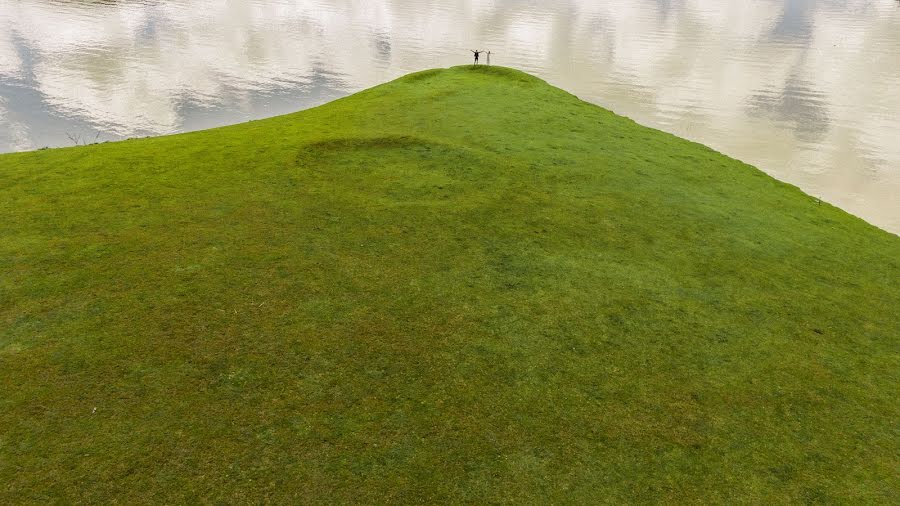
[1,66,898,503]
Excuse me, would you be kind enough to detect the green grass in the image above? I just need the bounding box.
[1,65,897,503]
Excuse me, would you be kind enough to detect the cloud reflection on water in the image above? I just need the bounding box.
[0,0,898,232]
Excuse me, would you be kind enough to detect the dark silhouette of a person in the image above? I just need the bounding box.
[471,49,483,65]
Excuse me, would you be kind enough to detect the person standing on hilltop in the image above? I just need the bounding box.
[471,49,483,65]
[486,50,492,66]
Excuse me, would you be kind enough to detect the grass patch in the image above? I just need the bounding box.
[1,66,898,503]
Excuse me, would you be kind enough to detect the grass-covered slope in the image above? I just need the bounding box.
[1,66,898,503]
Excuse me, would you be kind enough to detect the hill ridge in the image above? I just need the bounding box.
[1,66,897,503]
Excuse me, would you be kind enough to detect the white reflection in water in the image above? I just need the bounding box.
[0,0,898,232]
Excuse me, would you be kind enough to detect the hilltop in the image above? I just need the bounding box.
[1,66,898,503]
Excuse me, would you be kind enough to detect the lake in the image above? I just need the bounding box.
[1,0,898,232]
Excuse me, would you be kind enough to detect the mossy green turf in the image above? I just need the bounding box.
[1,66,898,503]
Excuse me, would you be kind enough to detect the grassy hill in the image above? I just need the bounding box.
[1,66,897,503]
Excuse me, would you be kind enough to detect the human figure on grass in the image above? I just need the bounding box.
[471,49,484,65]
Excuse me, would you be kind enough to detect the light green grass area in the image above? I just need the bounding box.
[1,66,898,503]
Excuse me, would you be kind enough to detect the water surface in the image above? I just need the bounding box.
[1,0,898,232]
